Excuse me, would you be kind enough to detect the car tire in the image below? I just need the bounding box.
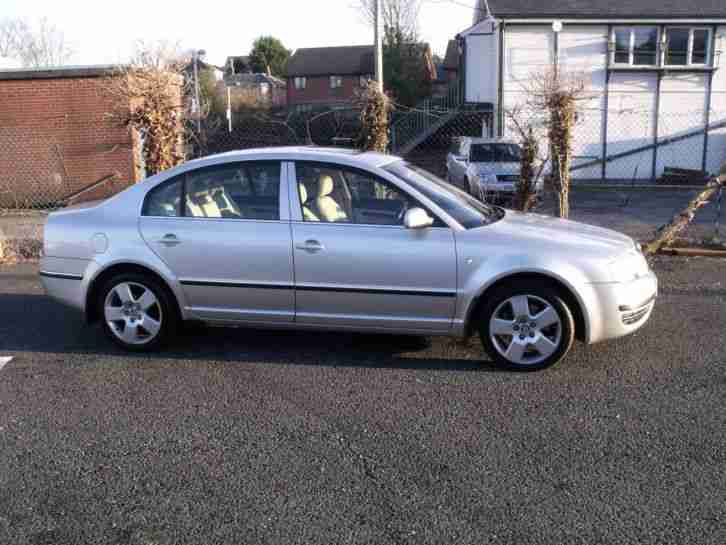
[478,283,575,371]
[98,273,179,352]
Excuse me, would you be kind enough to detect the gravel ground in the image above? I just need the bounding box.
[0,259,724,545]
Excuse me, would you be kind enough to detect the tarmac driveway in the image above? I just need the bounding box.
[0,259,724,545]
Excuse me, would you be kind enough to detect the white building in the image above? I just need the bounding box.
[458,0,726,180]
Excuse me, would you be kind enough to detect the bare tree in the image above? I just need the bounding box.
[356,0,421,39]
[644,168,726,254]
[105,41,186,177]
[504,106,549,212]
[355,80,392,152]
[0,18,25,58]
[520,67,591,218]
[0,17,73,68]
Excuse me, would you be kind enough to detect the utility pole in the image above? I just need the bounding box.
[374,0,383,93]
[226,86,232,133]
[193,49,206,135]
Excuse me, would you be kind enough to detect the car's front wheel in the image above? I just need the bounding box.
[478,284,575,371]
[99,273,178,352]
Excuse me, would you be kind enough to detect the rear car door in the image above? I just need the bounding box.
[139,160,294,323]
[290,161,457,332]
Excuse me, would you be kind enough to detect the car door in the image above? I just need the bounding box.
[290,161,457,333]
[139,160,294,323]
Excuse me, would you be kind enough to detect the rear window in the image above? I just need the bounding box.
[470,144,522,163]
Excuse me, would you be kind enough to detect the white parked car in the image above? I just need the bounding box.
[446,137,543,201]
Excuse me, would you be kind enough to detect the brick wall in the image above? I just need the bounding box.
[287,75,363,107]
[0,68,139,208]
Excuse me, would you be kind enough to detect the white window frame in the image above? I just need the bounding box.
[611,26,661,67]
[330,75,343,89]
[294,77,306,90]
[662,27,712,67]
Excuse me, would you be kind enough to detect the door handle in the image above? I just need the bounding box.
[157,234,181,247]
[295,239,325,253]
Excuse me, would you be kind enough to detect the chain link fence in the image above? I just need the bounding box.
[0,125,137,213]
[191,107,364,157]
[3,97,724,245]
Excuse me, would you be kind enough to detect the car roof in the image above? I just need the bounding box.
[183,146,400,169]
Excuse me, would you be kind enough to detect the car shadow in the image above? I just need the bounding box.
[0,294,504,373]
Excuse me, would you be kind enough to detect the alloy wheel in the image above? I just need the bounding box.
[104,282,163,346]
[489,294,562,366]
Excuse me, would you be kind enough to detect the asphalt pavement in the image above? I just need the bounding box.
[0,259,724,545]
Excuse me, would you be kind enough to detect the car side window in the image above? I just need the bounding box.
[185,162,281,221]
[142,176,183,217]
[296,162,436,227]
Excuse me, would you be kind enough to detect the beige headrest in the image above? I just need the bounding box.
[318,175,334,198]
[299,183,308,203]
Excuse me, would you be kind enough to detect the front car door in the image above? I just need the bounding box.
[139,160,294,323]
[289,161,457,333]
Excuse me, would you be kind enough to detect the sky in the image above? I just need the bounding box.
[2,0,474,66]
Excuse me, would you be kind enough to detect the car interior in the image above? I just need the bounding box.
[470,144,522,163]
[143,163,282,221]
[296,165,411,226]
[183,164,281,221]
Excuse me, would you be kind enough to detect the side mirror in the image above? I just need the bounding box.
[404,207,434,230]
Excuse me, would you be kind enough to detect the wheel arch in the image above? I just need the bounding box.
[85,262,182,324]
[464,271,588,342]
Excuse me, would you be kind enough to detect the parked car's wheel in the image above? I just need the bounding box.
[478,283,575,371]
[98,273,178,352]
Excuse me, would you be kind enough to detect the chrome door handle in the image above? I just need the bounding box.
[295,240,325,253]
[157,234,181,247]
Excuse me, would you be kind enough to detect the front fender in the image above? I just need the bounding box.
[453,251,598,343]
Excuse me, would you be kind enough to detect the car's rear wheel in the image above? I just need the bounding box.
[99,273,177,352]
[478,284,575,371]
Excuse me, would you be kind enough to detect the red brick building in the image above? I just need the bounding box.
[285,44,436,110]
[0,65,140,208]
[285,46,374,110]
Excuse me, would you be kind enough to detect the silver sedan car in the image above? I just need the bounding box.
[40,147,657,370]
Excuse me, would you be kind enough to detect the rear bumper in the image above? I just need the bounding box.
[585,272,658,344]
[39,257,90,312]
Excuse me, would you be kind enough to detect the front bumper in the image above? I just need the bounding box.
[585,271,658,344]
[475,181,544,195]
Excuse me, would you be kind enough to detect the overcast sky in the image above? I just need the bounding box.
[3,0,473,66]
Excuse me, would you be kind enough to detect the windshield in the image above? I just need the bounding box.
[384,161,504,229]
[470,143,522,163]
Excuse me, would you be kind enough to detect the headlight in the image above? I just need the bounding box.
[609,251,650,282]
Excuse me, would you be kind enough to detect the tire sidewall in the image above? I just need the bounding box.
[478,284,575,371]
[98,273,177,352]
